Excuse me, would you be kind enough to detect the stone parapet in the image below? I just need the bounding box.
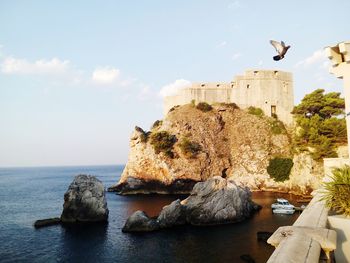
[267,191,336,262]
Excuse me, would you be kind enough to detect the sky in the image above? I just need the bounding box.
[0,0,349,167]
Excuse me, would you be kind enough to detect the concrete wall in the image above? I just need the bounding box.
[163,70,294,125]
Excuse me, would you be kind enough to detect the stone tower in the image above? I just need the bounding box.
[163,69,294,125]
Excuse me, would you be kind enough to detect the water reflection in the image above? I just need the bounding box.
[58,223,108,262]
[120,194,187,217]
[117,191,302,263]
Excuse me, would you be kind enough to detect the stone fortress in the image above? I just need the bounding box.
[164,70,294,125]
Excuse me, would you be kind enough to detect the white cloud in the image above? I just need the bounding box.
[1,57,70,75]
[92,67,120,85]
[0,52,135,89]
[232,52,242,60]
[295,49,327,68]
[159,79,191,97]
[216,41,227,48]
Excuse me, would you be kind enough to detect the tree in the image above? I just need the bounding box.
[292,89,346,160]
[292,89,344,118]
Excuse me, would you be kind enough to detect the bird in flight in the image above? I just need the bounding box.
[270,40,290,61]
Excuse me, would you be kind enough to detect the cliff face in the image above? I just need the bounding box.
[109,104,322,195]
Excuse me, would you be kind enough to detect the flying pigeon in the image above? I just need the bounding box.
[270,40,290,61]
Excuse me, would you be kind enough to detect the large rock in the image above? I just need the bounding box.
[61,175,109,223]
[182,177,260,225]
[122,211,159,232]
[122,177,261,232]
[157,199,186,228]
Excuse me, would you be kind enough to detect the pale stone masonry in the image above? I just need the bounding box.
[164,69,294,126]
[325,41,350,156]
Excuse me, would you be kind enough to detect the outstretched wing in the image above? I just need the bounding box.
[270,40,284,54]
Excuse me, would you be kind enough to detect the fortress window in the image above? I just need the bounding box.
[217,84,220,87]
[201,84,205,87]
[271,105,277,118]
[274,71,278,76]
[247,84,250,89]
[254,71,259,76]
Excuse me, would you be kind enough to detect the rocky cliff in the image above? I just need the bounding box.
[109,103,323,195]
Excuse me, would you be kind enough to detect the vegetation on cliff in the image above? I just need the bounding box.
[150,131,177,158]
[267,157,294,182]
[179,137,202,158]
[196,102,213,112]
[248,106,264,117]
[292,89,346,160]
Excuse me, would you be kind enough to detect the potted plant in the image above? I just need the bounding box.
[322,165,350,262]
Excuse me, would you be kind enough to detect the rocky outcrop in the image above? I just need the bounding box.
[111,104,319,194]
[122,211,159,232]
[34,218,61,228]
[122,177,261,232]
[61,175,109,223]
[232,152,324,195]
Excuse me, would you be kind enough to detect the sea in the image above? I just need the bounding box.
[0,165,301,263]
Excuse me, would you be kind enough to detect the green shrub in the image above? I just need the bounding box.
[321,165,350,217]
[248,106,264,117]
[191,99,196,107]
[179,137,202,158]
[151,120,163,130]
[150,131,177,158]
[270,119,286,135]
[196,102,213,112]
[267,157,294,182]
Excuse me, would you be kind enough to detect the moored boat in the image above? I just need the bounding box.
[271,198,295,210]
[272,208,295,214]
[271,198,295,214]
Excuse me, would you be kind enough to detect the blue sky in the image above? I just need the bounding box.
[0,0,349,167]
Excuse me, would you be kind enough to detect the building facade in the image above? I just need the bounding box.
[164,69,294,125]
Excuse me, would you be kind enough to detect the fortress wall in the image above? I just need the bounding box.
[232,70,294,125]
[163,83,231,114]
[163,70,294,125]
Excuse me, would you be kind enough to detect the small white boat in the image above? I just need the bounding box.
[272,208,295,214]
[271,198,295,210]
[271,198,295,214]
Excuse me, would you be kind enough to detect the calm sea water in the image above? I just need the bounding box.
[0,165,301,263]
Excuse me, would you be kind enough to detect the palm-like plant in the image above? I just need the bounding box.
[322,165,350,217]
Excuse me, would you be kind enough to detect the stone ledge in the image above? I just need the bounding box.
[268,226,336,259]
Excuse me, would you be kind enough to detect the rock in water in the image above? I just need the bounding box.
[34,218,61,228]
[182,176,260,225]
[122,177,261,232]
[122,211,159,232]
[157,199,186,228]
[61,175,109,223]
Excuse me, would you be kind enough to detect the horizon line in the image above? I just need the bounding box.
[0,163,125,169]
